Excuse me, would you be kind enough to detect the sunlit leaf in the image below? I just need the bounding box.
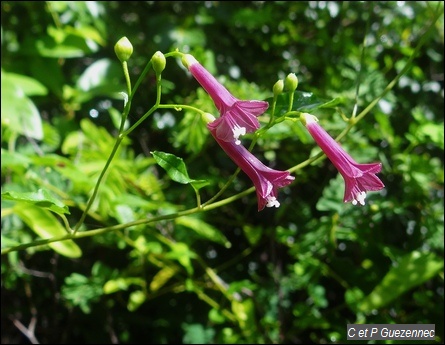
[268,91,341,119]
[1,72,43,140]
[150,266,178,292]
[165,242,196,275]
[2,71,48,96]
[13,204,81,258]
[176,216,231,248]
[128,290,146,311]
[358,251,444,312]
[151,151,194,184]
[103,277,145,294]
[2,189,70,215]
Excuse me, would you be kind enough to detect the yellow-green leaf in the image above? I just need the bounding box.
[358,251,443,312]
[13,204,82,258]
[176,216,231,248]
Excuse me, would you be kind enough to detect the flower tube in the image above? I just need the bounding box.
[182,54,268,145]
[204,114,294,211]
[301,113,385,206]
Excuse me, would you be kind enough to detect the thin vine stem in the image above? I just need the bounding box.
[2,6,441,254]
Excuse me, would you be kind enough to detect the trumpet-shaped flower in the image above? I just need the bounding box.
[301,113,385,206]
[182,54,268,145]
[205,116,294,211]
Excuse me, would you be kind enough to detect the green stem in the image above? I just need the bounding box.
[288,5,442,173]
[266,95,278,128]
[2,187,255,255]
[287,91,294,113]
[73,136,124,233]
[157,104,204,114]
[202,168,242,207]
[119,61,132,132]
[122,73,163,136]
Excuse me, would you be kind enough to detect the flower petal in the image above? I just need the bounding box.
[209,125,294,211]
[183,54,268,144]
[301,113,385,205]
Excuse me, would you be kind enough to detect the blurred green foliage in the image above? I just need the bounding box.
[1,1,443,344]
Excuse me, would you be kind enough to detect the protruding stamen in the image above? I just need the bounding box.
[233,125,246,145]
[266,196,281,208]
[352,191,367,206]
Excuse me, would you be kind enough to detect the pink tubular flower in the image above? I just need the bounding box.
[203,113,294,211]
[301,113,385,206]
[182,54,269,145]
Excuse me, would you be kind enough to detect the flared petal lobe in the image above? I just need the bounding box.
[301,113,385,205]
[208,125,294,211]
[182,54,268,145]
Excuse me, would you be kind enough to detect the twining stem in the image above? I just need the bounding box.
[73,135,124,233]
[74,57,167,233]
[1,188,254,255]
[3,5,442,253]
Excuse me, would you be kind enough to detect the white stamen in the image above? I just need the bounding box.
[352,191,367,206]
[266,196,280,208]
[233,125,246,145]
[120,92,129,107]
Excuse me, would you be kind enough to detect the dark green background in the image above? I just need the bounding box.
[1,2,443,344]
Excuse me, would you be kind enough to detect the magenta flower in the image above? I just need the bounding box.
[301,113,385,206]
[182,54,269,145]
[203,114,294,211]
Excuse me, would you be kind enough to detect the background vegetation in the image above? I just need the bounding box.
[1,1,444,344]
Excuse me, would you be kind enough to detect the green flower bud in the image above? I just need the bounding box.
[284,73,298,92]
[181,54,197,70]
[273,79,284,97]
[152,51,166,75]
[300,112,318,126]
[114,36,133,63]
[202,112,216,124]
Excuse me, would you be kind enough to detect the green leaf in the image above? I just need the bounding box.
[165,242,196,275]
[345,287,365,313]
[242,225,263,246]
[35,27,97,58]
[13,204,82,258]
[149,266,178,292]
[75,58,123,103]
[2,71,48,96]
[128,290,146,312]
[231,298,256,332]
[190,179,211,191]
[1,71,43,140]
[268,91,341,118]
[176,216,231,248]
[308,284,328,308]
[316,175,345,213]
[208,308,226,324]
[151,151,195,184]
[182,323,215,344]
[358,251,444,312]
[0,149,31,171]
[174,111,209,154]
[103,277,145,294]
[2,189,70,215]
[62,273,103,314]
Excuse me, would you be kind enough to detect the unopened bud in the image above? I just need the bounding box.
[273,80,284,97]
[202,112,216,124]
[284,73,298,92]
[152,51,166,75]
[300,113,318,126]
[181,54,198,70]
[114,37,133,63]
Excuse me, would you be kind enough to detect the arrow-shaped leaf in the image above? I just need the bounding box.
[13,204,82,258]
[2,189,70,215]
[151,151,195,184]
[358,251,443,312]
